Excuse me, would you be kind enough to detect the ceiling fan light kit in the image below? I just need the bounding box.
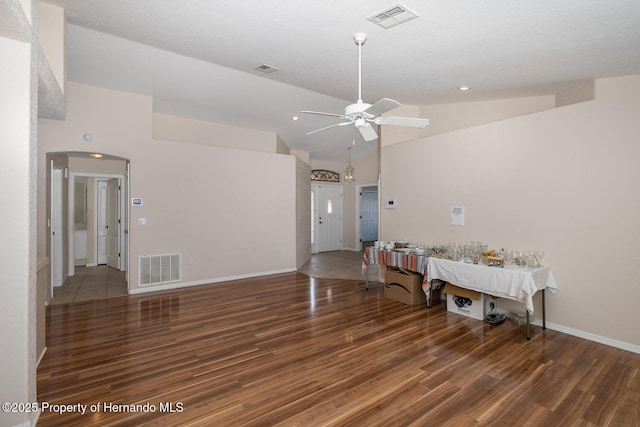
[301,32,429,142]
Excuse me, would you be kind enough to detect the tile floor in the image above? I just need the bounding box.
[297,250,381,283]
[50,250,378,305]
[50,265,128,305]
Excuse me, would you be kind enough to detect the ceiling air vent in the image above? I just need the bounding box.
[367,3,419,29]
[253,64,279,74]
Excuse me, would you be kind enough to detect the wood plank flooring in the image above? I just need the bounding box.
[37,272,640,426]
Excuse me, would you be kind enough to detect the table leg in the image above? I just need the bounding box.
[526,311,531,341]
[542,289,546,330]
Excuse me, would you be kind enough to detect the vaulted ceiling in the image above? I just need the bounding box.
[44,0,640,161]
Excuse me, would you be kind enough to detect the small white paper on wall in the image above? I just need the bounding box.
[451,205,465,226]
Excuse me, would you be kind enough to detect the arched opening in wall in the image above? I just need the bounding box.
[47,151,130,305]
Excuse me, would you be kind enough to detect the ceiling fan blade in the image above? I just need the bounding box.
[358,123,378,141]
[306,120,354,136]
[377,116,430,128]
[364,98,401,117]
[300,110,350,119]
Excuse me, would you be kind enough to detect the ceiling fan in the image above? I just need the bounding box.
[301,33,429,142]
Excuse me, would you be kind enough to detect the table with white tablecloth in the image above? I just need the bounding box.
[427,257,559,339]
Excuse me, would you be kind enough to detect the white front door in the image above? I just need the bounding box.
[106,178,120,269]
[315,185,343,252]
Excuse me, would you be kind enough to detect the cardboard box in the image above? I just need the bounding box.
[444,283,485,320]
[384,268,426,306]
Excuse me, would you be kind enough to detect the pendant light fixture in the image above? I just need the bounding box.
[344,146,355,182]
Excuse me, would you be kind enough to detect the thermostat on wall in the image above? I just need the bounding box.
[131,198,143,206]
[384,200,396,209]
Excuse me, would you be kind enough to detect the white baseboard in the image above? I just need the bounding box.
[30,410,41,427]
[36,346,47,367]
[536,321,640,354]
[129,268,297,295]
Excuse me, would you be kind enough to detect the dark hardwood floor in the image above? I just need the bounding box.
[37,272,639,426]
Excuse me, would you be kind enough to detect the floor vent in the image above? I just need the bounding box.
[139,253,181,286]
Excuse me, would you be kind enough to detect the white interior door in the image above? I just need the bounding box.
[97,180,108,264]
[361,186,378,242]
[51,164,63,287]
[106,178,120,269]
[315,185,343,252]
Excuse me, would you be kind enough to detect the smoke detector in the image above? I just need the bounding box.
[367,3,419,29]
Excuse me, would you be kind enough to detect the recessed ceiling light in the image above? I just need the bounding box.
[292,116,299,121]
[458,86,471,91]
[90,153,103,159]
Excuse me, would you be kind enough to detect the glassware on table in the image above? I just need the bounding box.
[463,245,472,263]
[533,250,544,267]
[504,249,513,265]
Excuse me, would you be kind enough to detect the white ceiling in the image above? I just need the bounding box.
[43,0,640,162]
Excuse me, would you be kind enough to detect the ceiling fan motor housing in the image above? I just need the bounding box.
[354,117,367,128]
[345,102,373,118]
[353,32,368,45]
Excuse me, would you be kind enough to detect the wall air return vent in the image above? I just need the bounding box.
[367,3,419,29]
[139,253,181,286]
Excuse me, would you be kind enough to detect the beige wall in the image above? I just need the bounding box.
[555,80,595,107]
[39,82,302,293]
[69,157,127,175]
[295,158,312,267]
[38,1,65,93]
[153,112,282,153]
[418,95,556,139]
[0,9,38,425]
[381,96,556,146]
[380,75,640,351]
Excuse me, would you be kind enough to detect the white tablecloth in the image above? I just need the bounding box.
[426,258,558,313]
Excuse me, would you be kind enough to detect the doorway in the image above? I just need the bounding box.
[359,185,379,249]
[311,184,343,253]
[96,178,121,268]
[47,152,130,304]
[72,174,126,272]
[50,164,64,289]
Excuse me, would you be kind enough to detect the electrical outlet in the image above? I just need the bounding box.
[187,256,193,265]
